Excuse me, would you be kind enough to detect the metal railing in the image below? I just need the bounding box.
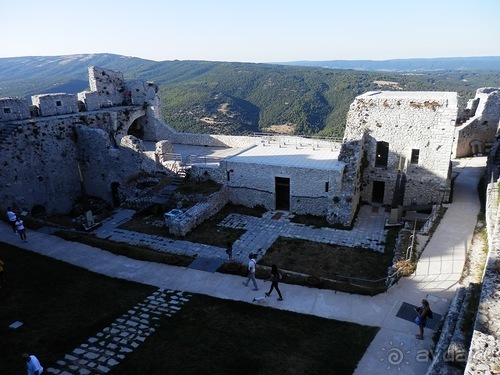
[186,154,224,166]
[253,132,343,151]
[253,132,343,143]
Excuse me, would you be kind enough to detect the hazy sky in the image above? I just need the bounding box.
[2,0,499,62]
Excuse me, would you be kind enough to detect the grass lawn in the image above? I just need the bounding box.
[0,241,378,375]
[110,294,378,375]
[0,242,156,374]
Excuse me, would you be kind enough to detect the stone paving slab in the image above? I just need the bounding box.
[395,302,441,331]
[45,289,191,374]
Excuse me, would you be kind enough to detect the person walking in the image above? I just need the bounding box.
[15,216,27,243]
[225,241,234,261]
[265,264,283,301]
[242,254,258,290]
[414,299,432,340]
[23,353,44,375]
[7,207,17,233]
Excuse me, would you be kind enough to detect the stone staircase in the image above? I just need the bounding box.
[148,169,188,206]
[122,169,189,213]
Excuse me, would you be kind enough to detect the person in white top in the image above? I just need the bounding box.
[23,353,43,375]
[242,254,259,290]
[7,207,17,233]
[15,217,27,242]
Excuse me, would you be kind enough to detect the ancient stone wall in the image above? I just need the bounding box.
[31,93,79,117]
[464,174,500,374]
[189,164,227,185]
[329,138,365,225]
[344,92,457,206]
[87,66,127,107]
[0,97,30,121]
[129,81,161,109]
[167,187,229,236]
[454,87,500,158]
[0,66,174,215]
[77,90,101,111]
[0,117,83,214]
[224,161,344,217]
[0,107,159,215]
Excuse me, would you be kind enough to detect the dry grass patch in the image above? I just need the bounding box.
[260,237,393,288]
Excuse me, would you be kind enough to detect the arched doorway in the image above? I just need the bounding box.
[469,140,484,155]
[128,118,145,139]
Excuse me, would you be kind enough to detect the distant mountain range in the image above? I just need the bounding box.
[1,54,499,136]
[278,56,500,71]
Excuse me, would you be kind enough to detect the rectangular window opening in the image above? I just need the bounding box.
[3,107,11,114]
[375,141,389,168]
[325,182,329,192]
[56,101,62,106]
[411,149,420,164]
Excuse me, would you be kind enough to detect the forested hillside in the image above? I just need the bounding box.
[1,54,499,137]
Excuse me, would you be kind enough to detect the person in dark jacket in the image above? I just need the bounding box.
[265,264,283,301]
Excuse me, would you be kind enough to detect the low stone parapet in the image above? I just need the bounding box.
[167,187,229,236]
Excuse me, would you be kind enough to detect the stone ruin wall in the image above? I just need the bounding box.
[189,164,227,185]
[344,93,457,206]
[0,66,172,215]
[464,168,500,374]
[1,118,83,215]
[167,187,229,236]
[87,67,127,107]
[0,97,30,122]
[223,160,345,219]
[31,93,80,117]
[454,87,500,158]
[0,110,160,215]
[330,138,365,226]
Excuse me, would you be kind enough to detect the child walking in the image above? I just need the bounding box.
[15,216,27,243]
